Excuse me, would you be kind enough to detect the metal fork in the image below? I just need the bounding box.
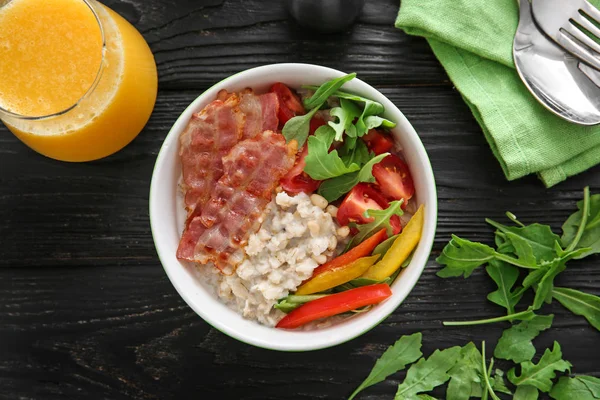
[532,0,600,71]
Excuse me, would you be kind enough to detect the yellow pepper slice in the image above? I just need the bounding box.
[361,204,425,281]
[295,254,381,295]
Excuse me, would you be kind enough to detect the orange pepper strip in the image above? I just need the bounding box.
[295,254,381,295]
[310,228,388,277]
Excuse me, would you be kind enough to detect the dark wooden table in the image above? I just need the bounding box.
[1,1,598,399]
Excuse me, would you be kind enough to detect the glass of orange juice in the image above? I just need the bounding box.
[0,0,158,162]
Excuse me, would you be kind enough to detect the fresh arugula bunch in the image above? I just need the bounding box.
[282,74,398,202]
[349,317,599,399]
[436,187,600,330]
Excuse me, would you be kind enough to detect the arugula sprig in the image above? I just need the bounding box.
[349,325,591,400]
[346,200,403,250]
[282,73,356,147]
[438,187,600,330]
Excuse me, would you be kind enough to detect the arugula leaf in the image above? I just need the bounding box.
[504,231,538,266]
[340,139,370,168]
[562,187,600,258]
[532,248,590,310]
[329,98,361,141]
[486,260,523,315]
[443,308,536,326]
[274,294,328,313]
[303,125,360,180]
[486,218,560,263]
[331,90,386,137]
[348,333,423,400]
[345,200,403,249]
[550,376,600,400]
[334,277,390,292]
[494,314,554,363]
[318,152,389,202]
[508,341,572,392]
[446,342,483,400]
[490,369,512,395]
[436,235,539,279]
[372,233,400,256]
[303,73,356,110]
[365,115,397,130]
[514,385,539,400]
[395,346,462,400]
[416,395,437,400]
[552,287,600,331]
[282,106,320,147]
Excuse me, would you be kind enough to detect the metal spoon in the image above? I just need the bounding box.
[513,0,600,125]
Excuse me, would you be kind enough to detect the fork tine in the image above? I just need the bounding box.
[573,11,600,39]
[564,23,600,55]
[582,0,600,25]
[558,30,600,71]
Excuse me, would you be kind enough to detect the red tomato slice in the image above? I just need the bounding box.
[269,83,305,126]
[279,117,327,194]
[362,129,394,155]
[372,155,415,206]
[276,284,392,329]
[337,183,402,234]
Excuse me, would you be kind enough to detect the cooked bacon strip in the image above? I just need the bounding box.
[179,95,245,216]
[177,130,297,270]
[238,91,279,139]
[217,89,279,139]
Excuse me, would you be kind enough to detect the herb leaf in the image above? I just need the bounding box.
[514,385,539,400]
[436,235,538,279]
[348,333,423,400]
[372,234,400,257]
[486,260,523,315]
[490,369,512,395]
[282,106,320,147]
[274,294,329,313]
[436,236,497,278]
[345,200,403,250]
[332,90,386,137]
[552,287,600,331]
[365,115,397,130]
[446,342,483,400]
[329,98,361,141]
[395,346,462,400]
[550,376,600,400]
[562,187,600,258]
[340,139,371,168]
[303,125,360,180]
[318,152,389,202]
[303,73,356,110]
[494,314,554,363]
[486,218,560,263]
[507,341,572,392]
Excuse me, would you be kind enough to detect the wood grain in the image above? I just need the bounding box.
[0,0,599,399]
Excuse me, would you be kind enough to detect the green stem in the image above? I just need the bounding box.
[566,186,590,252]
[481,343,501,400]
[443,309,534,326]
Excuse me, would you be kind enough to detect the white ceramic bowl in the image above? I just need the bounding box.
[149,63,437,351]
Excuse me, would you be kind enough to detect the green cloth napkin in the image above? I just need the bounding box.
[395,0,600,187]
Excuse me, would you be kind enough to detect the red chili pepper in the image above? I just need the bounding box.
[276,284,392,329]
[310,228,387,277]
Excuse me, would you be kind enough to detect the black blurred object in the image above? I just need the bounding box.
[286,0,366,33]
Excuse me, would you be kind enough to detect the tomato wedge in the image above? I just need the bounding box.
[269,82,305,126]
[310,228,387,277]
[280,117,327,194]
[372,155,415,206]
[276,284,392,329]
[362,129,394,155]
[337,183,402,234]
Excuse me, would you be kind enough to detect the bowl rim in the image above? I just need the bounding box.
[149,63,438,351]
